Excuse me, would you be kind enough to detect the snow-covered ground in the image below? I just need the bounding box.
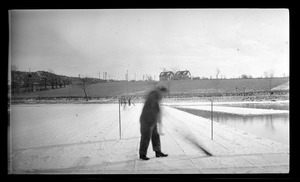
[9,103,289,174]
[272,81,289,91]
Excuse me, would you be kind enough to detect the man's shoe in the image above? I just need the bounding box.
[140,154,150,160]
[155,151,168,157]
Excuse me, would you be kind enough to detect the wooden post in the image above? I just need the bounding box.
[118,98,122,139]
[211,99,213,140]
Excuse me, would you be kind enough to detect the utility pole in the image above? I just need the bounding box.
[210,99,214,140]
[126,70,129,96]
[118,98,122,139]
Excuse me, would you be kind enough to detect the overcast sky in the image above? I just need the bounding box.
[9,9,289,80]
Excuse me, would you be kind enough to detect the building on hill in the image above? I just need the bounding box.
[174,70,191,80]
[159,71,175,81]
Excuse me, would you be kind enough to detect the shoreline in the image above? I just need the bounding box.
[10,94,289,105]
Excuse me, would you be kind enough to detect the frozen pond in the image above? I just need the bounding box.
[216,102,289,111]
[175,107,289,145]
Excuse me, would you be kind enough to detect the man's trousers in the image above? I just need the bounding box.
[139,123,161,155]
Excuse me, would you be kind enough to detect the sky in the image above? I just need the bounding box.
[9,9,289,80]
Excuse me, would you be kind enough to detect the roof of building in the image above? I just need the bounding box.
[175,71,190,76]
[159,71,174,77]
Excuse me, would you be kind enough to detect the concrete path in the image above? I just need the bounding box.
[9,103,289,174]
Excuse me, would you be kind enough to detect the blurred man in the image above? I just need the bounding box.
[139,86,168,160]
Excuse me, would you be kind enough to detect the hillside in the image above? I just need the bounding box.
[11,77,289,99]
[272,81,289,91]
[10,70,105,94]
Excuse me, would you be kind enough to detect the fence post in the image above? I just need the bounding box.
[118,98,122,139]
[211,99,213,140]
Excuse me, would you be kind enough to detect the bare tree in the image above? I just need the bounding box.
[38,71,48,90]
[48,69,55,89]
[282,73,288,78]
[170,66,179,74]
[263,71,269,78]
[11,65,18,72]
[264,70,274,91]
[55,77,58,88]
[241,74,252,79]
[161,67,167,72]
[216,67,220,79]
[145,74,153,81]
[76,77,91,101]
[11,65,20,93]
[42,74,48,89]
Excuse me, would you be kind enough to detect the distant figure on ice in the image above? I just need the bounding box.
[128,96,135,106]
[139,85,168,160]
[128,97,131,106]
[121,96,127,110]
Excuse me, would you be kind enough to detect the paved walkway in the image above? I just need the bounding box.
[10,104,289,174]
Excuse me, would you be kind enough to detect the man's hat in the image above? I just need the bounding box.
[156,85,168,92]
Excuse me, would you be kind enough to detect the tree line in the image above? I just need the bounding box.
[11,70,71,94]
[10,66,101,94]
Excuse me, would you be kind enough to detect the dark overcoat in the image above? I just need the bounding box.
[140,90,161,126]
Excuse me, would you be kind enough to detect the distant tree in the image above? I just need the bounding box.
[24,72,33,92]
[56,76,62,88]
[55,77,58,88]
[263,71,268,78]
[216,68,220,79]
[11,65,20,93]
[76,77,91,101]
[264,70,274,91]
[62,78,66,87]
[170,66,180,74]
[241,74,252,79]
[64,78,72,86]
[40,72,48,90]
[282,73,288,78]
[161,67,167,72]
[48,69,55,89]
[145,75,153,81]
[264,70,274,78]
